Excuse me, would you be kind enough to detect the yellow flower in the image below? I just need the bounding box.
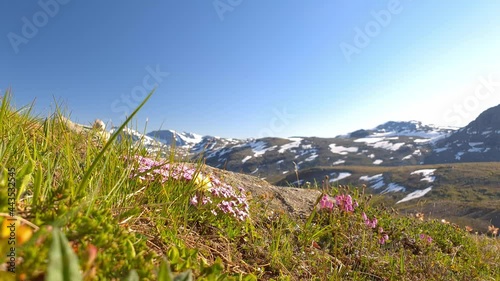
[17,224,33,245]
[1,219,19,239]
[194,173,212,190]
[1,219,34,245]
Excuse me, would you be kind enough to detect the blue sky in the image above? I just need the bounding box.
[2,1,500,138]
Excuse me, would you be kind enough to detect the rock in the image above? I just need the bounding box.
[203,165,322,219]
[56,116,110,142]
[93,119,106,130]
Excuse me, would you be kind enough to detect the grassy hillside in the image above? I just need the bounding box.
[1,91,499,280]
[275,163,500,232]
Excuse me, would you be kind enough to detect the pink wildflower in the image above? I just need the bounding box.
[420,233,433,243]
[335,194,355,212]
[319,195,335,210]
[362,212,378,228]
[378,227,389,244]
[190,195,198,205]
[379,234,389,244]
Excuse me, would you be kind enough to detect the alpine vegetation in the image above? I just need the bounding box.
[1,91,499,280]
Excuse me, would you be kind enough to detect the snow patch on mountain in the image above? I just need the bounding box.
[305,153,318,162]
[397,187,433,204]
[402,154,413,160]
[332,159,346,165]
[467,142,485,153]
[329,172,351,182]
[434,147,450,153]
[381,183,406,194]
[250,141,276,157]
[279,138,303,153]
[359,174,406,193]
[242,156,252,163]
[359,174,385,189]
[411,169,436,183]
[354,137,385,144]
[372,141,405,151]
[329,144,358,155]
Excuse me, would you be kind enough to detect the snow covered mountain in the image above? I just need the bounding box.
[146,130,204,147]
[190,121,456,182]
[146,130,246,154]
[109,126,168,155]
[110,120,459,181]
[343,120,455,140]
[425,104,500,163]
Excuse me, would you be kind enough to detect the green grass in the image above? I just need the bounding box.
[1,90,499,280]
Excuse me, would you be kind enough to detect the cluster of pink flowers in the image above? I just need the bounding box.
[419,233,433,244]
[336,194,358,212]
[362,212,378,229]
[190,175,250,221]
[319,195,334,210]
[362,212,388,244]
[130,155,196,182]
[319,192,390,245]
[319,194,358,213]
[378,227,389,244]
[129,155,250,221]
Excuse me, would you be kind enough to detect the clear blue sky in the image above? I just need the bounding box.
[2,1,500,138]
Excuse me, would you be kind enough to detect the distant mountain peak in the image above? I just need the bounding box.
[146,130,204,147]
[464,103,500,131]
[345,120,455,139]
[375,120,423,132]
[425,104,500,164]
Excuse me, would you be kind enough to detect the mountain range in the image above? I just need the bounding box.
[132,104,500,174]
[133,120,457,181]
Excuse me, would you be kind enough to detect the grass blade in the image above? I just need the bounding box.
[77,90,154,196]
[46,228,83,281]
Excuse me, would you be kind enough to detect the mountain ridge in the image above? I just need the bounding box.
[113,104,500,188]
